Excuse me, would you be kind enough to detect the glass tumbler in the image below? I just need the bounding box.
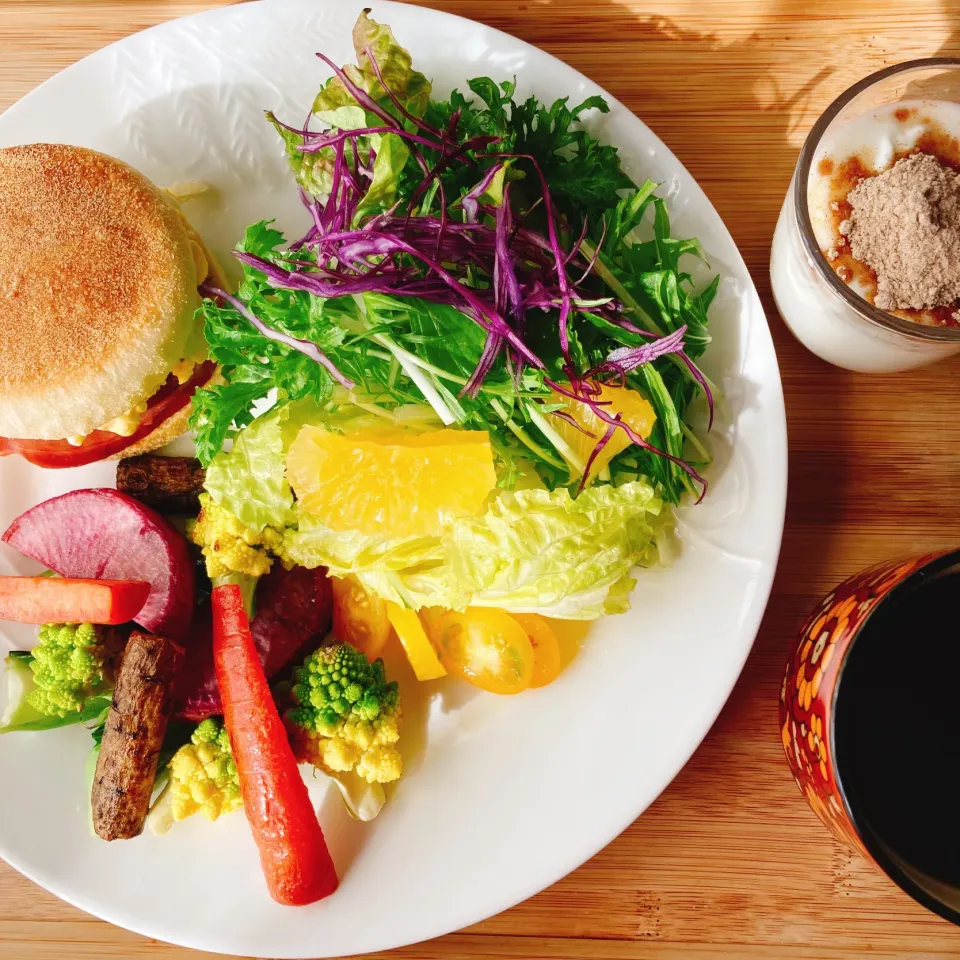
[770,59,960,372]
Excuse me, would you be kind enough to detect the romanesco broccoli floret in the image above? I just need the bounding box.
[27,622,106,718]
[165,717,242,823]
[287,643,403,784]
[189,493,287,580]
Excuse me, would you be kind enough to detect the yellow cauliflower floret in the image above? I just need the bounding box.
[170,748,201,781]
[290,711,402,785]
[166,718,242,823]
[189,494,296,578]
[320,737,362,772]
[340,714,400,752]
[356,745,403,784]
[291,723,402,785]
[190,494,275,579]
[287,642,404,786]
[259,525,287,556]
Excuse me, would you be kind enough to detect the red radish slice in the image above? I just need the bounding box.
[0,576,150,624]
[2,489,195,637]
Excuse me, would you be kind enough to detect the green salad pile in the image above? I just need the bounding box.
[187,11,718,620]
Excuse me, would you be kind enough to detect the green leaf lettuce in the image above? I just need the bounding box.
[203,399,321,534]
[285,479,669,619]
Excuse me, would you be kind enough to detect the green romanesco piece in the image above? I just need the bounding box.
[189,493,291,580]
[166,717,242,822]
[288,643,403,784]
[192,716,233,754]
[27,622,106,718]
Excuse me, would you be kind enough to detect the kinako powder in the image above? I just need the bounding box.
[838,153,960,312]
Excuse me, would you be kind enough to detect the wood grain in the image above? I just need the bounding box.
[3,0,960,957]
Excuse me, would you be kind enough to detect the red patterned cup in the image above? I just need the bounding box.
[780,550,960,924]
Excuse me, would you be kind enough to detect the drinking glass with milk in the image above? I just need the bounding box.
[770,60,960,372]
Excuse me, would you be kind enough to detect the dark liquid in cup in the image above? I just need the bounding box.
[834,564,960,892]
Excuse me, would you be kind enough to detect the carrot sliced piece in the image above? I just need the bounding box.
[0,576,149,625]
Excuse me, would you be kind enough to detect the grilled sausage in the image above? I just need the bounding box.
[116,455,206,515]
[92,631,183,841]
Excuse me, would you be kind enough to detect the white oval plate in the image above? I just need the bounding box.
[0,2,786,956]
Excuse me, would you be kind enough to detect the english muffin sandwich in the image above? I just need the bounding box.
[0,144,223,468]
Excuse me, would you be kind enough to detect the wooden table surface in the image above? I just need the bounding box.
[2,1,960,957]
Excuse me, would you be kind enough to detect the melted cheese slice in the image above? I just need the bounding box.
[65,352,206,445]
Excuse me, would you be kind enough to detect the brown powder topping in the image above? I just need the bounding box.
[839,153,960,311]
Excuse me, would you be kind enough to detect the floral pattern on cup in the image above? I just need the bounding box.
[779,552,946,853]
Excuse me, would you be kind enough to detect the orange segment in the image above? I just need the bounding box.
[551,384,656,478]
[287,426,496,538]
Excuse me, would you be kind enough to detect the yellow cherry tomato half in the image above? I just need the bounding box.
[510,613,563,688]
[427,608,534,695]
[331,576,391,659]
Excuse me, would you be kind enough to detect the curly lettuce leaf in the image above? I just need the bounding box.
[189,223,346,465]
[277,103,410,210]
[284,517,443,579]
[271,122,331,198]
[200,395,668,620]
[429,480,666,618]
[314,11,431,116]
[271,12,430,198]
[355,132,410,221]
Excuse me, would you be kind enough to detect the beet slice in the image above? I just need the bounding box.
[253,565,334,678]
[2,488,195,637]
[174,600,218,721]
[174,565,333,721]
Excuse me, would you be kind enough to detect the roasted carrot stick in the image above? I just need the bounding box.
[0,576,149,625]
[212,583,338,906]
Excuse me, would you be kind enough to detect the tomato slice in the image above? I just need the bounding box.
[331,576,392,659]
[0,361,217,469]
[511,613,563,688]
[0,576,150,624]
[427,608,534,695]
